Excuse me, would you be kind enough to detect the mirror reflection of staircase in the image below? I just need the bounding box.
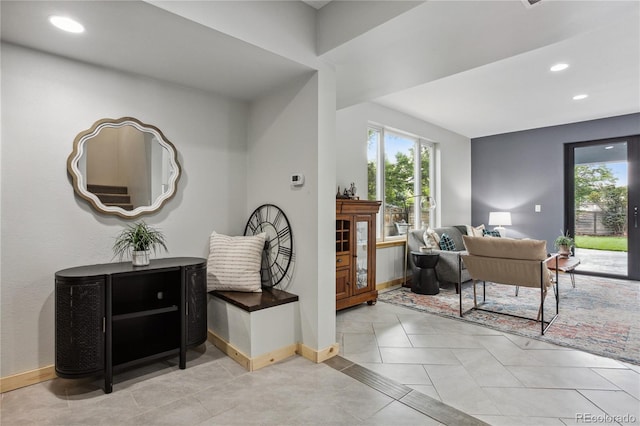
[87,184,133,211]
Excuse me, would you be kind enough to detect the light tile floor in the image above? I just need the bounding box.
[2,342,447,425]
[336,283,640,426]
[1,278,638,425]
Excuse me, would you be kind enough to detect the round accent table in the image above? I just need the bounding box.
[411,251,440,295]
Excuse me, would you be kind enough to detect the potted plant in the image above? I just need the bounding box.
[113,221,168,266]
[554,230,574,257]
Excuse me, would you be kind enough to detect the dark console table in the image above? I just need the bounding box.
[411,251,440,295]
[55,257,207,393]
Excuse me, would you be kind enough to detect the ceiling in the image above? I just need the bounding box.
[1,0,638,139]
[301,0,333,10]
[0,1,313,101]
[320,0,640,138]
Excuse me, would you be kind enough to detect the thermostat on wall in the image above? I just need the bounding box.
[290,173,305,187]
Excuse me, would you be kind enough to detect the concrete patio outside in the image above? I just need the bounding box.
[574,247,628,276]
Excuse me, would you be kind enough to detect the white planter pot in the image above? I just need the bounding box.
[132,250,150,266]
[557,245,571,257]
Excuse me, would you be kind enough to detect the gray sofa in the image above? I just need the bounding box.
[407,226,471,293]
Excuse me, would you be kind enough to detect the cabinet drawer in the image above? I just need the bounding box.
[336,255,350,268]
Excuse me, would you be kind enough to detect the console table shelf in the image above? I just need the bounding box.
[55,257,207,393]
[112,305,179,321]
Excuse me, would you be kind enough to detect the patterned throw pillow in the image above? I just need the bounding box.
[439,233,456,251]
[207,231,266,292]
[482,229,501,238]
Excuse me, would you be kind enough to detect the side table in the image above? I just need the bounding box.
[411,251,440,295]
[548,254,581,288]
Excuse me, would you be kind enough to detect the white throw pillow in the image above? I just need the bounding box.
[207,231,266,292]
[423,228,440,248]
[470,224,485,237]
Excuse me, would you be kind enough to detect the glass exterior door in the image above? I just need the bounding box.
[566,137,639,279]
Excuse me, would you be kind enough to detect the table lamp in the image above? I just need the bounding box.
[488,211,511,237]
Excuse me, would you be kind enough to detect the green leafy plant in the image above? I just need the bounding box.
[113,221,168,260]
[554,230,574,250]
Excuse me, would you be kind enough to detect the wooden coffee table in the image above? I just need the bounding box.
[548,255,581,288]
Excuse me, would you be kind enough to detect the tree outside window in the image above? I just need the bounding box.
[574,163,627,236]
[368,127,434,239]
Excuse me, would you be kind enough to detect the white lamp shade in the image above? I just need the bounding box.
[488,211,512,226]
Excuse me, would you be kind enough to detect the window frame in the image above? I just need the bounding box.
[367,125,436,241]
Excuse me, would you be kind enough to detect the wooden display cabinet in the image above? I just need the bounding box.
[336,200,381,310]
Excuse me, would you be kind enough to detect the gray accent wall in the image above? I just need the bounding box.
[471,113,640,251]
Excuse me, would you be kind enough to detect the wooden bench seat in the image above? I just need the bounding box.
[209,287,299,312]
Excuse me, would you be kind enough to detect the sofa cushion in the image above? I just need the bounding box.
[463,235,547,261]
[439,233,457,251]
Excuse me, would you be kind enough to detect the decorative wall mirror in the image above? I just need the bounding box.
[67,117,181,219]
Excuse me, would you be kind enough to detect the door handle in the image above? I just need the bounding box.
[635,206,638,228]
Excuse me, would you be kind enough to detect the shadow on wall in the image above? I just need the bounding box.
[39,291,55,370]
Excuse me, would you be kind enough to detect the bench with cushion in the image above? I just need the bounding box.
[206,231,299,371]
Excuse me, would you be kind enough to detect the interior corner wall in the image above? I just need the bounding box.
[0,43,249,377]
[246,71,336,352]
[471,113,640,250]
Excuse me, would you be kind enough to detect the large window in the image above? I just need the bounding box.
[368,126,435,239]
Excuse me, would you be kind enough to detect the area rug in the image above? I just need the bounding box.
[378,275,640,365]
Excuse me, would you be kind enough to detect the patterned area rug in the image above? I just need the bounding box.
[378,275,640,365]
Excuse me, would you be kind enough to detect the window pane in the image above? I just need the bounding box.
[418,143,433,229]
[356,220,368,289]
[367,129,379,202]
[384,132,415,238]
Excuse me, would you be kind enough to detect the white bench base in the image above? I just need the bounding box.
[207,288,299,371]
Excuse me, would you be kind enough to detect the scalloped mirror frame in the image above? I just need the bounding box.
[67,117,181,219]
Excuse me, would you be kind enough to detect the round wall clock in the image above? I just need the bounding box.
[244,204,294,288]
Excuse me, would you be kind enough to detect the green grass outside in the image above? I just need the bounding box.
[575,235,628,252]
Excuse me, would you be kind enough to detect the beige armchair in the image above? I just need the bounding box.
[460,236,559,334]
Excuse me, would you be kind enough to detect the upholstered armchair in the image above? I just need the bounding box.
[460,236,559,334]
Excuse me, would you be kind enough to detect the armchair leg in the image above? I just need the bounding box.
[459,280,463,317]
[473,280,478,308]
[536,289,547,322]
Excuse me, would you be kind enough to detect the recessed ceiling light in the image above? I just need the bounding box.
[550,63,569,72]
[572,94,588,100]
[49,16,85,34]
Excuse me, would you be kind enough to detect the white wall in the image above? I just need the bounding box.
[149,0,318,68]
[152,0,337,353]
[245,71,337,352]
[336,102,472,284]
[0,43,249,377]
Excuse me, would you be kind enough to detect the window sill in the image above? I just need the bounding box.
[376,239,406,249]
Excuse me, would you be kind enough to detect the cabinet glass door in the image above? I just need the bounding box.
[356,220,369,290]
